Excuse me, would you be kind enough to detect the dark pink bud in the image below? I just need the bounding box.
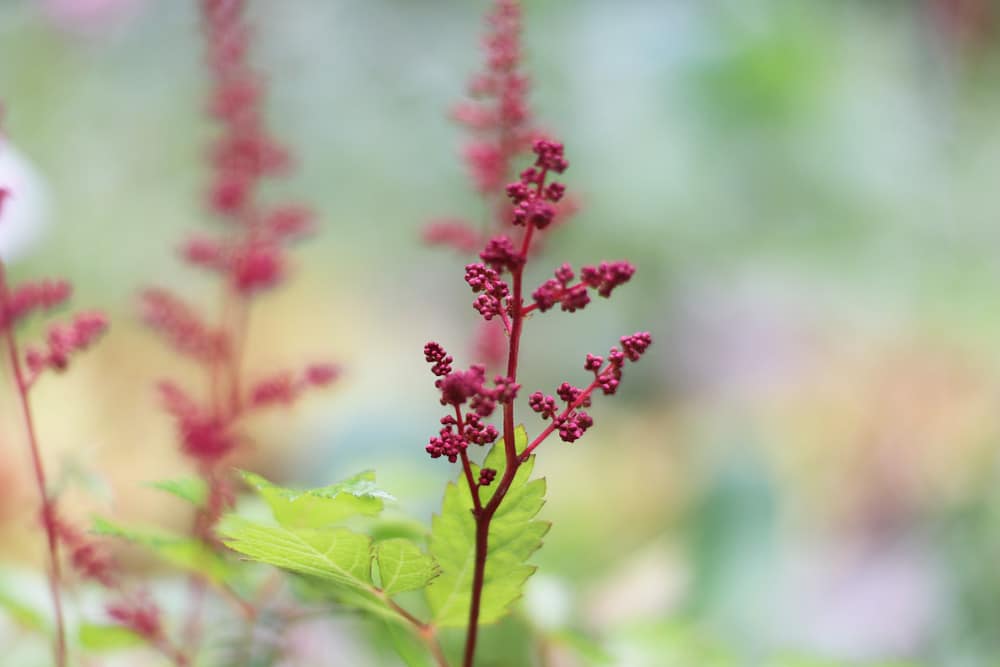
[480,235,524,272]
[478,467,497,486]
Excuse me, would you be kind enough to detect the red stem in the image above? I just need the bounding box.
[0,263,67,667]
[462,219,538,667]
[456,407,483,512]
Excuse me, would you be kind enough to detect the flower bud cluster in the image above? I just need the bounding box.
[24,312,108,377]
[158,381,237,463]
[452,0,532,196]
[140,289,228,362]
[506,141,568,230]
[1,280,72,326]
[424,342,517,462]
[106,596,163,644]
[249,363,341,407]
[525,332,652,444]
[531,260,635,313]
[465,263,510,321]
[49,508,117,588]
[478,467,497,486]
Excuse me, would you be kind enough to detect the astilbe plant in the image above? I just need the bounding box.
[0,119,111,666]
[1,3,648,665]
[222,140,650,667]
[89,0,337,663]
[424,0,577,369]
[424,140,650,666]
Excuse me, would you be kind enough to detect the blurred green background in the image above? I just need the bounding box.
[3,0,1000,665]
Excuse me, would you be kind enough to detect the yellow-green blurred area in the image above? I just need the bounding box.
[3,0,1000,665]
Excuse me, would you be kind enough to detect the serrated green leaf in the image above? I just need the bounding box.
[91,517,231,584]
[220,517,372,589]
[426,425,550,627]
[239,470,393,529]
[147,477,208,506]
[78,623,144,652]
[375,538,438,595]
[219,515,400,623]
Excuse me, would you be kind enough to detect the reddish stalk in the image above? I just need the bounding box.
[421,141,649,666]
[0,262,67,667]
[461,253,526,667]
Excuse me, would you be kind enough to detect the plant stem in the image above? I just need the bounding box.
[462,222,536,667]
[0,262,67,667]
[382,594,450,667]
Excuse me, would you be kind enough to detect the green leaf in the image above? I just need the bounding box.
[219,516,397,621]
[91,517,231,584]
[78,623,144,652]
[377,621,437,667]
[0,591,46,632]
[426,425,550,627]
[375,538,438,595]
[147,477,208,506]
[220,517,371,589]
[239,470,393,529]
[550,630,613,665]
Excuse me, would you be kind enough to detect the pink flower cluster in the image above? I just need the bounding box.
[531,260,635,313]
[140,288,228,362]
[142,0,337,469]
[452,0,532,197]
[23,312,108,380]
[528,332,652,443]
[506,140,568,230]
[106,597,164,644]
[423,341,521,462]
[0,279,71,326]
[184,0,315,295]
[249,363,341,408]
[425,139,651,463]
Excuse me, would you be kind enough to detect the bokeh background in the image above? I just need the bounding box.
[3,0,1000,665]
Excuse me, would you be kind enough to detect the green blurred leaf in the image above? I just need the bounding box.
[78,623,144,652]
[427,425,550,627]
[549,629,613,665]
[375,538,438,595]
[0,591,46,632]
[91,517,231,584]
[147,477,208,507]
[376,621,437,667]
[370,516,430,543]
[239,470,393,529]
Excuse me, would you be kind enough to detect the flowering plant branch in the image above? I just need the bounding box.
[421,139,651,666]
[0,138,108,666]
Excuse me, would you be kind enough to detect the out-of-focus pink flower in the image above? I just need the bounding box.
[41,0,145,34]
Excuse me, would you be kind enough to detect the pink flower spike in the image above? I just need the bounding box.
[423,218,482,253]
[306,363,340,387]
[3,279,73,326]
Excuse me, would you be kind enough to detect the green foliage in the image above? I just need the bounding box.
[375,538,439,595]
[426,425,550,627]
[77,623,144,652]
[239,469,392,529]
[146,477,208,507]
[0,591,46,632]
[375,621,438,667]
[91,517,232,584]
[220,471,436,625]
